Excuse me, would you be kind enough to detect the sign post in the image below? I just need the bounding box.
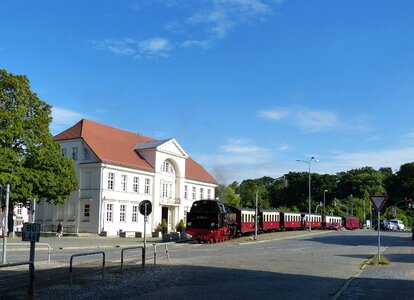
[139,200,152,269]
[369,195,388,260]
[22,222,41,296]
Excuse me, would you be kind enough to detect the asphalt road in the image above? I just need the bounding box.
[1,229,411,299]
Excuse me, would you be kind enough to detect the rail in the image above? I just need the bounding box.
[7,243,52,263]
[0,261,35,296]
[120,246,144,273]
[153,243,171,266]
[69,251,105,287]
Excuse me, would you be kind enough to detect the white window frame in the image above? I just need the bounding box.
[132,206,138,223]
[120,204,126,223]
[192,187,196,200]
[207,189,211,199]
[108,172,115,190]
[184,185,188,200]
[121,175,127,192]
[84,148,91,160]
[106,204,113,222]
[133,177,139,193]
[200,188,204,200]
[144,178,150,195]
[72,147,78,160]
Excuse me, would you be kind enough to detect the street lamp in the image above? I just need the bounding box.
[296,156,318,231]
[323,190,328,215]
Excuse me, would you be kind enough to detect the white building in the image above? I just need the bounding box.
[35,119,217,236]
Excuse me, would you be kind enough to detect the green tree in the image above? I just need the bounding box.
[0,69,78,214]
[223,186,241,207]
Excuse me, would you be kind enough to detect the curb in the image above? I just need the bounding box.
[331,246,388,300]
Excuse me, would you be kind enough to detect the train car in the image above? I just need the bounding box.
[302,213,323,230]
[237,208,256,234]
[323,215,343,230]
[260,210,281,232]
[185,199,236,243]
[343,216,360,230]
[280,212,302,230]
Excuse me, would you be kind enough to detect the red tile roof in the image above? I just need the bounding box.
[54,119,217,184]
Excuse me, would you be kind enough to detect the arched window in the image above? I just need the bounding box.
[161,160,175,175]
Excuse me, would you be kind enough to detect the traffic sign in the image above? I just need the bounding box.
[139,200,152,216]
[22,223,41,242]
[369,195,388,212]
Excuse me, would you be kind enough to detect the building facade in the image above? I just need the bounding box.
[35,119,217,236]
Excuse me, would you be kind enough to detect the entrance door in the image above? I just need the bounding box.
[162,207,168,226]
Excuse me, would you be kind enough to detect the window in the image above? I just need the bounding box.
[108,173,115,190]
[84,148,91,160]
[207,189,211,199]
[84,204,90,217]
[72,147,78,160]
[200,188,204,200]
[133,177,139,193]
[132,206,138,222]
[120,205,126,222]
[192,187,196,200]
[62,148,67,156]
[144,178,150,194]
[83,202,90,222]
[184,185,188,200]
[106,204,113,222]
[121,175,127,192]
[16,203,22,215]
[161,161,175,174]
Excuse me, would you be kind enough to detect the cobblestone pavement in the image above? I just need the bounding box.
[337,235,414,300]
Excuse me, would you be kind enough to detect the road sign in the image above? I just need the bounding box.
[139,200,152,216]
[369,195,388,212]
[22,223,41,242]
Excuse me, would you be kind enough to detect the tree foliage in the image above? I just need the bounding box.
[220,162,414,226]
[0,69,78,205]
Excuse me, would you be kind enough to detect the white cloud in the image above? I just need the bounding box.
[258,108,290,120]
[187,0,272,40]
[90,38,136,56]
[259,106,370,133]
[51,107,87,134]
[138,37,172,55]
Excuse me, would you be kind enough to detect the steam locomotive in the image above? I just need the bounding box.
[185,199,360,243]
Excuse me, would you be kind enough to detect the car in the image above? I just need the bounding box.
[329,222,342,231]
[389,220,405,231]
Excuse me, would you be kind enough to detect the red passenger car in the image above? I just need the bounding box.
[323,215,343,230]
[231,208,256,234]
[343,216,360,230]
[280,212,302,230]
[302,213,323,230]
[260,210,281,232]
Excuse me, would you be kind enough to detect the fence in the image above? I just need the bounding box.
[69,251,105,286]
[120,246,145,273]
[153,243,171,265]
[7,243,52,263]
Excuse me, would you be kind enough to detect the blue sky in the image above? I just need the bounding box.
[2,1,414,184]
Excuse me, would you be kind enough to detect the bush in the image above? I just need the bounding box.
[176,219,186,232]
[161,218,168,234]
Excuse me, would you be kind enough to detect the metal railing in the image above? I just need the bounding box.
[69,251,105,286]
[153,243,171,265]
[7,243,52,263]
[0,261,35,296]
[120,246,144,273]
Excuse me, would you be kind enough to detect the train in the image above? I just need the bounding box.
[185,199,360,244]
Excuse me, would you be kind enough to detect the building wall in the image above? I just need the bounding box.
[35,138,216,236]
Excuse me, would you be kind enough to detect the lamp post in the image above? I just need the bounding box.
[323,190,328,215]
[297,156,318,231]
